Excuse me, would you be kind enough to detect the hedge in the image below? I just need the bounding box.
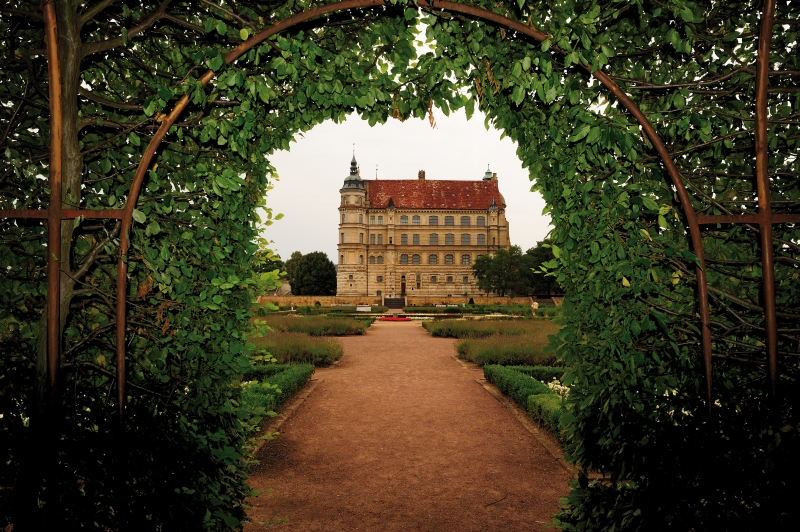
[528,394,567,443]
[240,364,314,436]
[505,366,565,382]
[483,364,551,405]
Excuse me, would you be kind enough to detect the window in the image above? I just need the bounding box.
[377,290,382,296]
[400,254,409,264]
[370,234,375,245]
[431,275,438,283]
[445,254,454,265]
[359,255,363,264]
[359,214,363,223]
[461,254,471,265]
[358,197,363,205]
[429,233,439,245]
[477,216,486,226]
[412,254,420,265]
[377,256,383,264]
[412,215,420,225]
[416,282,420,289]
[416,275,421,281]
[359,233,364,243]
[377,275,383,282]
[401,234,408,245]
[429,254,438,265]
[341,233,345,243]
[377,234,383,245]
[493,237,496,245]
[445,234,455,245]
[370,216,375,224]
[477,234,486,246]
[341,197,346,205]
[463,276,469,284]
[401,275,406,281]
[340,254,344,263]
[429,216,438,225]
[444,216,454,226]
[460,216,470,226]
[400,215,408,225]
[461,234,471,245]
[389,237,392,244]
[413,234,420,245]
[341,213,345,223]
[446,275,453,283]
[369,256,375,264]
[348,274,354,280]
[378,216,383,225]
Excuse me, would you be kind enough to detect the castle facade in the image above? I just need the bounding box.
[336,156,510,298]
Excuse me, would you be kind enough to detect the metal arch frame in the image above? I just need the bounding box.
[1,0,794,425]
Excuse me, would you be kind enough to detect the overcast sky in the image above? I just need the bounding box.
[261,107,552,262]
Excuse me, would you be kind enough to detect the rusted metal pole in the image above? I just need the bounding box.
[43,0,63,421]
[754,0,778,400]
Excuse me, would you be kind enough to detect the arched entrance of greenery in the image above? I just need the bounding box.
[2,0,797,527]
[15,0,787,423]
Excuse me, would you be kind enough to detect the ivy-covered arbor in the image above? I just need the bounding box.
[1,0,797,529]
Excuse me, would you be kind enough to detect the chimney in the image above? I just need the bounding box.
[491,172,497,181]
[418,170,426,180]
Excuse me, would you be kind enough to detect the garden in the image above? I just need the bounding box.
[1,1,796,530]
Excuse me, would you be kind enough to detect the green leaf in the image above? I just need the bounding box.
[129,131,141,146]
[239,28,249,40]
[132,209,146,223]
[216,20,227,35]
[551,245,562,258]
[568,124,591,142]
[642,197,659,211]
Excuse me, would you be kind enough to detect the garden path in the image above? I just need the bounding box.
[245,321,570,531]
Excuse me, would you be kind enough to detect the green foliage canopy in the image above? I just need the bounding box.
[284,251,337,295]
[1,0,798,530]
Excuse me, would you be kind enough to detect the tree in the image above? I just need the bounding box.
[522,240,561,296]
[472,246,527,296]
[286,252,337,296]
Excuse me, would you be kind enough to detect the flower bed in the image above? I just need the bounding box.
[378,316,412,322]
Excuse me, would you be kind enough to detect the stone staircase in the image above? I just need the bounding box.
[383,297,405,310]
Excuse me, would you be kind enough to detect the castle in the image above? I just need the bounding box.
[336,155,510,299]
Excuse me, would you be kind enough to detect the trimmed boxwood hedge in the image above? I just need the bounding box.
[505,365,565,382]
[241,364,314,435]
[484,364,568,443]
[528,394,566,443]
[483,364,551,405]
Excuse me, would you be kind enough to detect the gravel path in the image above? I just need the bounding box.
[245,321,570,531]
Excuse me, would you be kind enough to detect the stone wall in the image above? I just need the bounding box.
[255,295,551,307]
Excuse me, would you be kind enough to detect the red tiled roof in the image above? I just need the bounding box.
[366,180,504,210]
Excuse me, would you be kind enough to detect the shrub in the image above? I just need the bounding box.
[240,364,314,435]
[457,335,558,366]
[255,315,368,336]
[250,332,343,366]
[483,365,551,405]
[528,394,567,443]
[423,320,537,338]
[506,366,566,382]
